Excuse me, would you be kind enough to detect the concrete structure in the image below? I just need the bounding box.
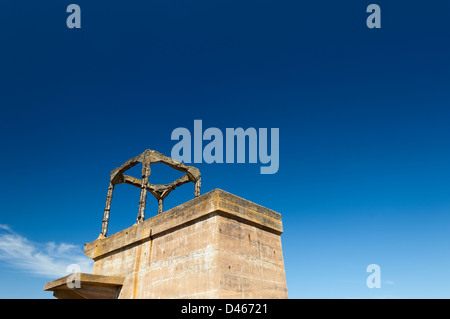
[44,189,288,298]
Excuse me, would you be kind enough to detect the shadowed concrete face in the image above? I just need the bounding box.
[45,189,288,299]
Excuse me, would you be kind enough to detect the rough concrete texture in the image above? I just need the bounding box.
[48,189,288,298]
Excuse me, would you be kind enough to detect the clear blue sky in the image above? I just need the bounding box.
[0,0,449,298]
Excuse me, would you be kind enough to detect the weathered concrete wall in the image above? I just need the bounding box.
[84,189,288,299]
[217,215,287,298]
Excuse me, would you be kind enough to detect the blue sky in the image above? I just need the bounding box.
[0,0,449,298]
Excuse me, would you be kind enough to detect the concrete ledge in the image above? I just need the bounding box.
[84,189,282,261]
[44,273,124,299]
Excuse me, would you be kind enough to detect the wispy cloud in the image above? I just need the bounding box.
[0,224,11,231]
[0,225,93,278]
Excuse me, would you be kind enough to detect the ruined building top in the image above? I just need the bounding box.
[99,149,201,238]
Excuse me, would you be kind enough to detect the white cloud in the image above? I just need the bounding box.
[0,225,93,278]
[0,224,12,231]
